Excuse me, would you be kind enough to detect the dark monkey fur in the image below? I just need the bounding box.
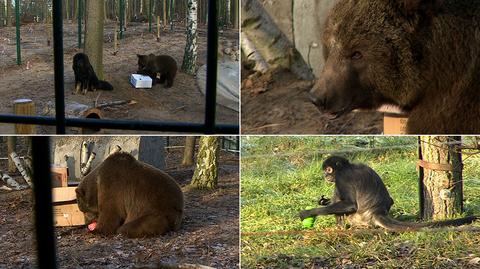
[72,53,113,94]
[75,152,184,238]
[309,0,480,134]
[299,156,477,231]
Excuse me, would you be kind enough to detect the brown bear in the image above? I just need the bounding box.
[309,0,480,134]
[137,54,178,88]
[75,152,184,238]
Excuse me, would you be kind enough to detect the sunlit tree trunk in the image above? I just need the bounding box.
[182,136,197,166]
[6,0,12,26]
[181,0,197,75]
[84,0,105,79]
[190,136,219,189]
[418,136,463,220]
[7,137,16,173]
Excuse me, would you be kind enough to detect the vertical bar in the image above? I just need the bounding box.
[15,0,20,65]
[148,0,152,32]
[119,0,124,39]
[204,0,218,134]
[52,0,66,134]
[418,136,425,219]
[77,0,82,48]
[31,136,57,269]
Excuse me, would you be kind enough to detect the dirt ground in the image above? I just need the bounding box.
[0,137,240,268]
[0,22,239,134]
[241,70,383,134]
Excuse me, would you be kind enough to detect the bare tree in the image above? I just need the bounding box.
[181,0,197,75]
[84,0,105,79]
[182,136,197,167]
[190,136,219,189]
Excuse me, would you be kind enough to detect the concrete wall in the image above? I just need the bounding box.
[293,0,338,77]
[50,136,165,181]
[255,0,338,77]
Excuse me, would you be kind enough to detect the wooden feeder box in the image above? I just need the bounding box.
[52,187,86,227]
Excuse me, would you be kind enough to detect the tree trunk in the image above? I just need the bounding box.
[418,136,463,220]
[7,137,16,173]
[190,136,219,189]
[181,0,197,75]
[241,0,313,80]
[84,0,105,79]
[6,0,11,26]
[163,0,167,26]
[182,136,197,166]
[233,0,238,29]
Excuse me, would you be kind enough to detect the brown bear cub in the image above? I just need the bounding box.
[309,0,480,134]
[137,54,178,88]
[75,152,184,238]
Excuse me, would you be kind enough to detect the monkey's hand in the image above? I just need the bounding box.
[299,209,313,221]
[318,195,331,206]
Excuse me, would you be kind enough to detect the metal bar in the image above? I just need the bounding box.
[204,0,218,134]
[77,0,82,48]
[31,136,57,269]
[52,0,66,134]
[0,114,239,134]
[15,0,20,65]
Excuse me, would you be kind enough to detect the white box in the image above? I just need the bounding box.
[130,74,153,89]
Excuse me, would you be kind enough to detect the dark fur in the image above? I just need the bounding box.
[75,152,184,238]
[137,54,178,88]
[73,53,113,94]
[309,0,480,134]
[298,156,477,231]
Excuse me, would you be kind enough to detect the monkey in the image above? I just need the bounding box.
[298,156,477,231]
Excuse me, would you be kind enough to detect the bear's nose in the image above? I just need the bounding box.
[309,92,327,109]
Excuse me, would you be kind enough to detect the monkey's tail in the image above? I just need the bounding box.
[373,214,477,231]
[97,80,114,91]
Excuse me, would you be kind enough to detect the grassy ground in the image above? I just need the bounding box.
[241,136,480,269]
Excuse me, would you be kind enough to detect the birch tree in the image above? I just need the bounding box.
[181,0,197,75]
[190,136,219,189]
[84,0,105,79]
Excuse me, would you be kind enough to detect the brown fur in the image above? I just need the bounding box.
[309,0,480,134]
[75,152,184,238]
[137,54,178,88]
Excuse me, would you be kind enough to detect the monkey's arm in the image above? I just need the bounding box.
[299,201,357,220]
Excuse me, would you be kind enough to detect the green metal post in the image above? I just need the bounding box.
[119,0,124,39]
[148,0,152,32]
[15,0,20,65]
[77,0,82,48]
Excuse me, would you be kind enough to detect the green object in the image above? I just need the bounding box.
[302,206,316,229]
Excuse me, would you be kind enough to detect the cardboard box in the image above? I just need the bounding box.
[130,74,153,89]
[51,166,68,187]
[52,187,86,227]
[384,114,408,134]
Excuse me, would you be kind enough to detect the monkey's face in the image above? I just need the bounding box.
[324,166,335,183]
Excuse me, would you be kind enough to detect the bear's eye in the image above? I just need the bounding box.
[351,51,363,60]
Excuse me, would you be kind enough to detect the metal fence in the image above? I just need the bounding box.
[0,0,238,135]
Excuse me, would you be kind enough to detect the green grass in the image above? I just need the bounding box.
[241,137,480,268]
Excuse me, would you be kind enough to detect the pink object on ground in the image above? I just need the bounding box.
[87,221,97,232]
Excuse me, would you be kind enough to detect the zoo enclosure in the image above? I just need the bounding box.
[0,0,238,134]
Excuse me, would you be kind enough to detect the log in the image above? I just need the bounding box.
[13,99,36,134]
[9,152,32,186]
[81,152,96,176]
[0,171,24,190]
